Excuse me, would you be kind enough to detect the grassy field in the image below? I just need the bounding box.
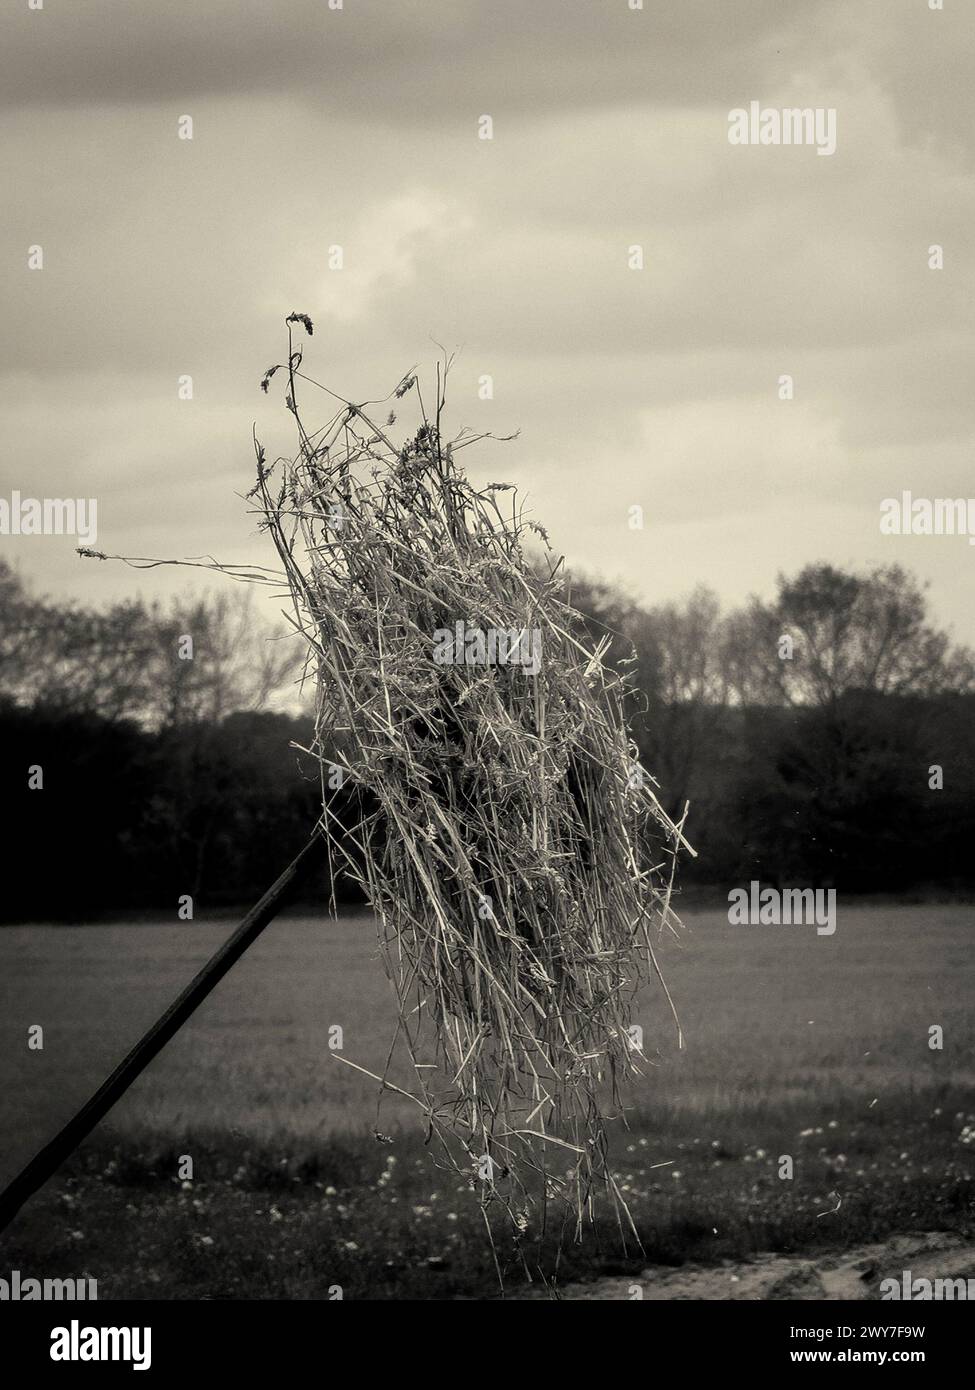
[0,903,972,1298]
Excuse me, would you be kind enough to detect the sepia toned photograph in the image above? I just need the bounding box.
[1,0,972,1363]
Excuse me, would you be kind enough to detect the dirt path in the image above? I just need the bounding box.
[532,1232,975,1300]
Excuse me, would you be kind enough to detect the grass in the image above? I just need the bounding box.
[1,1092,971,1300]
[1,903,973,1297]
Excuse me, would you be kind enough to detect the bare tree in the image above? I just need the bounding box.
[724,563,975,706]
[0,567,302,726]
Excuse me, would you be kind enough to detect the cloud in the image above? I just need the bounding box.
[1,0,840,113]
[2,0,973,646]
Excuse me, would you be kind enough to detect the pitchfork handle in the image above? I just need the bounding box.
[0,832,324,1236]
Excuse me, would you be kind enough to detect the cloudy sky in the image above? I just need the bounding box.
[2,0,973,639]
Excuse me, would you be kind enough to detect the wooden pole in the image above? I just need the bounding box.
[0,832,324,1236]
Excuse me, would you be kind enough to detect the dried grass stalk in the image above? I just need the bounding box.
[256,317,691,1248]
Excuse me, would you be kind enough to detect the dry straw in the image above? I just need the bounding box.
[256,316,691,1253]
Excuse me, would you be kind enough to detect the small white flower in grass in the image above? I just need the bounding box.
[344,1241,359,1252]
[325,1185,337,1196]
[671,1170,682,1180]
[269,1205,283,1222]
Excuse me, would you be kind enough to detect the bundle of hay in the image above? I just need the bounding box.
[256,316,689,1244]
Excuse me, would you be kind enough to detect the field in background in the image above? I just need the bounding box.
[0,905,972,1298]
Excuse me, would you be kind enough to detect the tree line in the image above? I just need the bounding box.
[567,562,975,892]
[1,558,972,920]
